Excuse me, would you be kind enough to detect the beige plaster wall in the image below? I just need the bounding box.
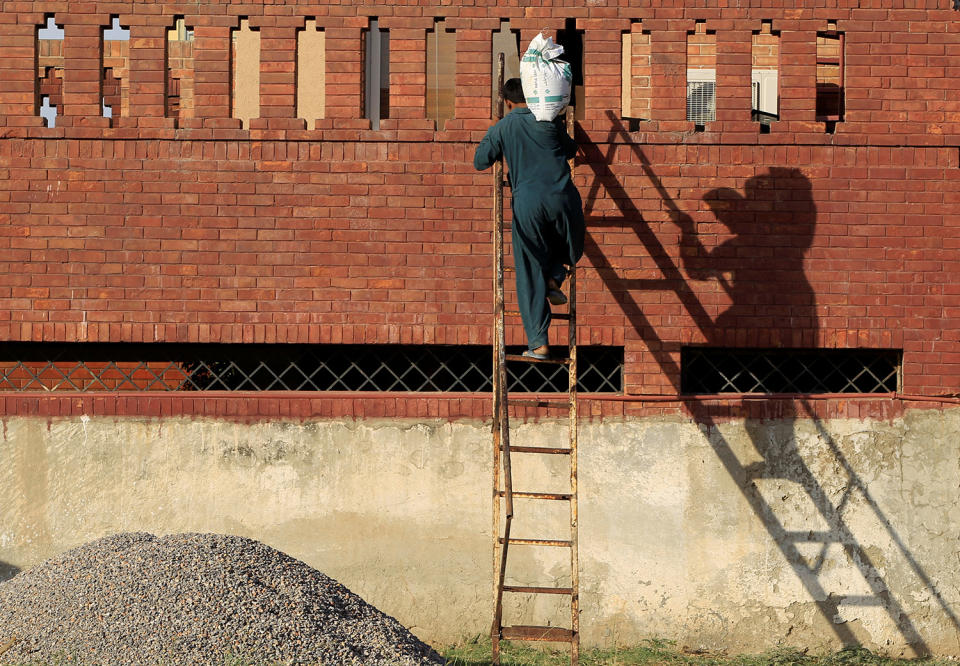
[1,409,958,656]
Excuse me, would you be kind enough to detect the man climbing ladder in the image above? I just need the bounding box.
[473,77,585,359]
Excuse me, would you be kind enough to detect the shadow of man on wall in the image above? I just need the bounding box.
[672,167,817,340]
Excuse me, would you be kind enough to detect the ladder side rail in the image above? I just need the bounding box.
[492,52,509,666]
[567,106,581,665]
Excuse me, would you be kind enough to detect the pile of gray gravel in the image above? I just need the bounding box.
[0,532,445,665]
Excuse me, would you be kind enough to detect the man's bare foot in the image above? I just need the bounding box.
[531,345,549,356]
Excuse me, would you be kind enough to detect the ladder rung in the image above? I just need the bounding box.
[499,537,572,547]
[507,399,570,409]
[500,626,575,642]
[499,491,572,501]
[504,354,571,366]
[503,585,573,595]
[502,445,571,455]
[551,313,572,320]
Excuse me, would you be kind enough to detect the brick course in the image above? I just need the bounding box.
[1,0,959,418]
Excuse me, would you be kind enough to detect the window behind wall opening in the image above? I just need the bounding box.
[364,18,389,130]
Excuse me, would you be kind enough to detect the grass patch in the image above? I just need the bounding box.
[440,637,957,666]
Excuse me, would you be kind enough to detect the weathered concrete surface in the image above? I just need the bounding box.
[1,409,958,656]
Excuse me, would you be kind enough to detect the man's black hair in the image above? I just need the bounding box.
[502,78,525,104]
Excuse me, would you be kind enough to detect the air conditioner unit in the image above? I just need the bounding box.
[686,69,716,124]
[751,69,778,121]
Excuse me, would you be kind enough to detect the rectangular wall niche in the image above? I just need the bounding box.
[102,16,130,124]
[166,17,195,121]
[232,19,260,129]
[426,18,455,130]
[37,15,64,127]
[297,19,325,129]
[364,18,389,130]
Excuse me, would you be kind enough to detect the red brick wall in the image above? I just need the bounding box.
[1,1,959,418]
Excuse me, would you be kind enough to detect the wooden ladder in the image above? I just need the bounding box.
[491,53,580,666]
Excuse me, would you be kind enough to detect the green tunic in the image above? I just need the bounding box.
[474,108,585,350]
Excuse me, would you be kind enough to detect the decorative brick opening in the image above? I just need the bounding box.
[363,18,389,130]
[36,15,64,127]
[297,19,325,129]
[681,348,901,394]
[751,20,780,128]
[232,18,261,129]
[621,20,650,127]
[557,19,584,120]
[101,16,130,124]
[166,17,195,122]
[686,21,716,129]
[816,22,844,131]
[491,20,521,106]
[426,18,455,130]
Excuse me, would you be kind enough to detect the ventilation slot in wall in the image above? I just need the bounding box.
[491,20,521,106]
[426,18,455,130]
[166,17,195,122]
[297,19,325,129]
[37,15,64,127]
[686,21,716,128]
[102,16,130,124]
[363,18,389,130]
[232,18,260,129]
[751,21,779,128]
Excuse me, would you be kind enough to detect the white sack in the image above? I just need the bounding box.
[519,33,573,122]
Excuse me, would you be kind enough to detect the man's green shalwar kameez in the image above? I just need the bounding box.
[474,108,585,350]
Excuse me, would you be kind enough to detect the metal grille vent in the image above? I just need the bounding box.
[686,80,716,123]
[0,343,623,394]
[681,347,901,394]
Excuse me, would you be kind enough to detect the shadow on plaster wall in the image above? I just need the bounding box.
[577,110,959,656]
[0,560,21,583]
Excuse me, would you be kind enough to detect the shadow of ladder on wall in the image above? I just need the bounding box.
[577,110,936,654]
[491,53,581,665]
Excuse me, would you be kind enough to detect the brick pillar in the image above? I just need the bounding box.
[61,20,109,127]
[648,20,689,131]
[581,18,629,123]
[321,19,364,126]
[190,22,240,128]
[716,25,752,123]
[125,22,170,127]
[779,27,817,126]
[251,22,303,130]
[0,17,44,126]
